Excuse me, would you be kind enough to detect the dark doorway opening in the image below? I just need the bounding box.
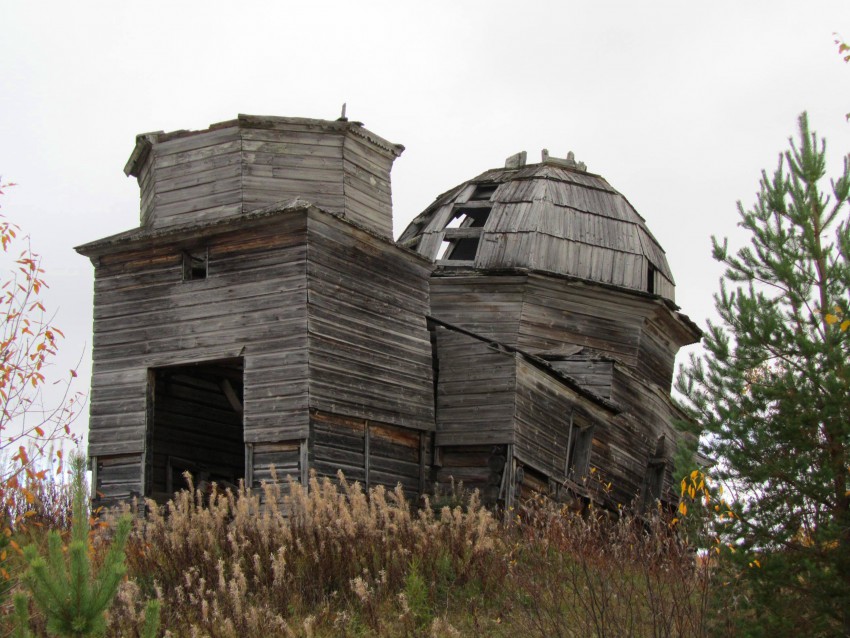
[146,358,244,501]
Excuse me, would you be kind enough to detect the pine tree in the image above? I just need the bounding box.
[677,113,850,636]
[15,454,145,637]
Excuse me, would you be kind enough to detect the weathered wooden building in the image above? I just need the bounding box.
[77,115,699,511]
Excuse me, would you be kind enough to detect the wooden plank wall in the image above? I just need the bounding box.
[637,315,681,390]
[87,213,311,501]
[608,363,690,504]
[137,118,399,240]
[429,274,527,347]
[147,127,243,229]
[306,211,435,430]
[342,134,395,239]
[93,454,143,507]
[310,411,429,501]
[433,326,516,447]
[240,122,345,215]
[547,358,614,399]
[368,422,427,499]
[433,445,507,505]
[518,275,647,368]
[311,411,367,484]
[513,357,578,481]
[251,441,301,490]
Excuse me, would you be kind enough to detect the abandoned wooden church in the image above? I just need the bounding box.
[76,114,700,511]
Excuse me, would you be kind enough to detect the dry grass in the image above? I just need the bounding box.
[1,471,729,637]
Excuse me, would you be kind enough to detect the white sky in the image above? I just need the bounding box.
[1,1,849,447]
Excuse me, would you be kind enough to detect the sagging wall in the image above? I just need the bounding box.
[431,322,618,507]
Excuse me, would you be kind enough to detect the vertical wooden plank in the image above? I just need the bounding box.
[364,423,371,490]
[563,410,575,476]
[143,369,155,497]
[299,439,309,487]
[418,432,426,496]
[244,443,254,488]
[504,444,515,508]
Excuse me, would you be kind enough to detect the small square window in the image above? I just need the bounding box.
[182,249,208,281]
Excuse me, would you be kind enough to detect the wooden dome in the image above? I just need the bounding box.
[398,151,675,301]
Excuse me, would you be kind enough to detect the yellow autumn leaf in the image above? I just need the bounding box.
[826,313,840,325]
[841,320,850,332]
[678,501,688,516]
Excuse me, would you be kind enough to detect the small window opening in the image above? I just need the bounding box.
[647,263,656,294]
[183,248,208,281]
[447,237,480,261]
[469,183,498,201]
[442,206,492,262]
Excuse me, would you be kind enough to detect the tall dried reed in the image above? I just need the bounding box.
[2,469,727,636]
[119,471,504,636]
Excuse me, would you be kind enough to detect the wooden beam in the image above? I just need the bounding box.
[299,439,309,487]
[220,378,244,416]
[364,423,371,490]
[443,227,483,240]
[418,432,426,496]
[244,443,254,489]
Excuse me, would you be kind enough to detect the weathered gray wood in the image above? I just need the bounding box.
[126,115,402,238]
[305,210,435,430]
[401,162,677,301]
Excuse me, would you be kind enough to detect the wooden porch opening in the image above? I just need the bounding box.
[145,358,245,502]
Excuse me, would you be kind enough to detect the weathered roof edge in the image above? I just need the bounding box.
[431,266,702,342]
[74,198,433,268]
[123,115,404,178]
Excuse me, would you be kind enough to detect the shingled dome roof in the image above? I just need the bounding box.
[398,151,675,302]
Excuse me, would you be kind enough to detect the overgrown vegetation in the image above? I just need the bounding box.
[0,470,736,637]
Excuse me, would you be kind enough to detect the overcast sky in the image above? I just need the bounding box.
[1,1,849,446]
